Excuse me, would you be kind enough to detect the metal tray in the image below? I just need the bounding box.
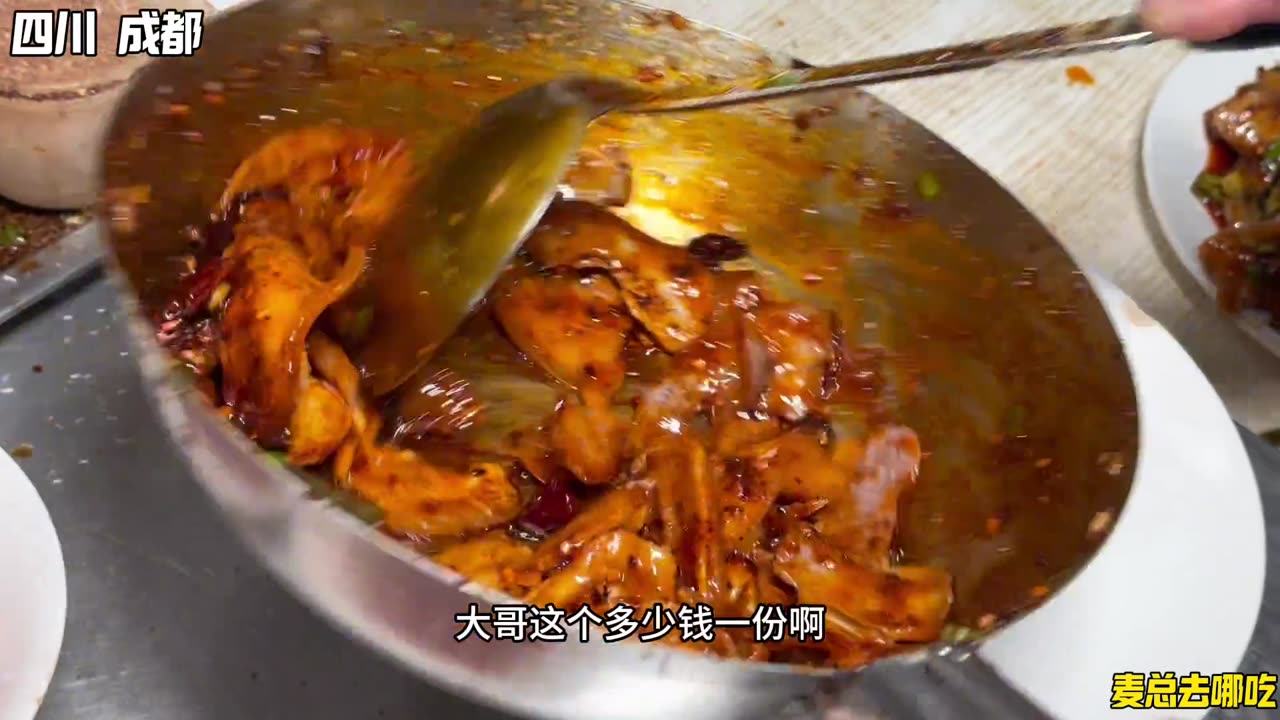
[0,223,104,330]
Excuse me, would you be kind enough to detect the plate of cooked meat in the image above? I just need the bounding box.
[1145,47,1280,356]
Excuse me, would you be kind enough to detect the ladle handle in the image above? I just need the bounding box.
[634,14,1280,114]
[633,14,1154,114]
[778,650,1055,720]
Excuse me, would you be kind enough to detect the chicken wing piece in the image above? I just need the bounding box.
[491,267,632,396]
[721,557,761,618]
[217,127,413,447]
[814,426,921,566]
[525,201,714,352]
[529,481,654,574]
[751,301,834,422]
[525,530,677,608]
[710,413,782,456]
[772,528,952,645]
[308,331,371,434]
[753,432,849,503]
[434,530,538,595]
[630,272,765,440]
[720,456,782,560]
[218,222,365,447]
[549,392,628,486]
[287,379,352,466]
[719,431,841,557]
[644,436,724,605]
[220,126,415,240]
[307,331,378,481]
[343,443,522,539]
[307,334,526,539]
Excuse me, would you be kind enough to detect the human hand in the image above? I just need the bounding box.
[1141,0,1280,41]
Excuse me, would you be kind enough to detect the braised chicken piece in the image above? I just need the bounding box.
[345,445,523,538]
[644,435,724,605]
[307,331,525,538]
[217,212,365,447]
[491,266,632,395]
[631,271,765,438]
[525,201,715,352]
[434,531,538,596]
[528,481,654,574]
[212,127,412,446]
[159,124,951,671]
[287,379,352,466]
[526,530,678,608]
[549,392,628,486]
[752,302,834,421]
[815,426,922,566]
[716,432,835,556]
[631,269,833,442]
[1206,67,1280,158]
[772,527,953,663]
[219,125,414,240]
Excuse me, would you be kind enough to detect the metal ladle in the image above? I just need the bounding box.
[356,13,1279,393]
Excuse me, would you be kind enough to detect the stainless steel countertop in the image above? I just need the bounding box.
[2,274,1276,720]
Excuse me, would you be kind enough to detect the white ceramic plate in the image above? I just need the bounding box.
[981,276,1266,720]
[0,450,67,720]
[1144,47,1280,357]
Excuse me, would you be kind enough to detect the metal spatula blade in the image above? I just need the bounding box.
[356,82,595,396]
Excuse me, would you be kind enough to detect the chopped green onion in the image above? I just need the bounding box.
[1266,187,1280,219]
[391,19,418,34]
[757,70,804,89]
[916,171,942,201]
[1222,170,1247,199]
[0,223,24,247]
[1265,141,1280,163]
[1192,172,1225,202]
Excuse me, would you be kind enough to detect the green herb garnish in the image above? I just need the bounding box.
[757,70,804,89]
[1192,172,1225,202]
[1222,170,1247,199]
[391,19,418,35]
[0,223,25,247]
[917,171,942,201]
